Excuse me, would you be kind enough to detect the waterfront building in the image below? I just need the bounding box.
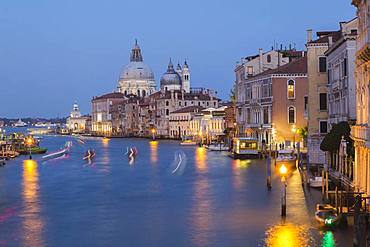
[326,18,358,128]
[151,89,220,138]
[66,102,89,133]
[91,92,125,135]
[306,30,341,165]
[160,59,191,93]
[169,106,204,139]
[351,0,370,196]
[190,106,227,142]
[117,40,156,97]
[236,57,308,148]
[235,47,304,138]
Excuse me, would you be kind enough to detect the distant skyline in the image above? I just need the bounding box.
[0,0,355,118]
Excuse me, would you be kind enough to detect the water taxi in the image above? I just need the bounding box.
[180,140,197,146]
[205,143,229,151]
[42,141,72,160]
[230,137,259,159]
[315,204,340,226]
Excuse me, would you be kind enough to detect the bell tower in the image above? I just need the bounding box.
[182,60,190,93]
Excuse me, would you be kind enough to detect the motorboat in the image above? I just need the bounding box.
[83,149,96,160]
[275,149,296,170]
[180,140,197,146]
[230,137,259,159]
[205,143,229,151]
[315,204,340,226]
[42,141,72,160]
[309,176,323,188]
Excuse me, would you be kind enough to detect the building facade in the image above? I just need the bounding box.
[66,102,89,133]
[236,57,308,148]
[306,30,341,165]
[91,92,125,135]
[169,106,204,139]
[352,0,370,195]
[326,18,358,128]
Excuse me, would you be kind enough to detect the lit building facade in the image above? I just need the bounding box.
[66,102,89,133]
[326,18,358,128]
[352,0,370,195]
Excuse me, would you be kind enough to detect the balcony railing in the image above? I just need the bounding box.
[351,125,370,141]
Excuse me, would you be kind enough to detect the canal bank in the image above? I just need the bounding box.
[0,135,352,246]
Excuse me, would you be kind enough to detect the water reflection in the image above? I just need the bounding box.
[149,141,158,164]
[231,159,251,190]
[265,223,312,247]
[321,231,336,247]
[190,177,212,246]
[195,147,207,172]
[22,159,44,247]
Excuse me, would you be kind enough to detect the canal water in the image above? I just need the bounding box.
[0,133,352,246]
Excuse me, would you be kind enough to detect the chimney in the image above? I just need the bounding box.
[307,29,313,43]
[259,48,263,73]
[328,36,333,47]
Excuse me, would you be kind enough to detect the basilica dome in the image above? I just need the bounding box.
[119,61,154,80]
[160,60,182,86]
[117,40,156,97]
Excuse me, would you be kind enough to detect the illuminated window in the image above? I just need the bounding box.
[288,106,295,124]
[267,54,271,63]
[287,79,295,99]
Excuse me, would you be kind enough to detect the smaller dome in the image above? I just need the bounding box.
[160,59,182,86]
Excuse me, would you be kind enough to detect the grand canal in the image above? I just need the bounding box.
[0,134,352,246]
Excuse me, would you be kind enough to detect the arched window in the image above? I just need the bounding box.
[124,90,127,96]
[142,90,146,97]
[288,106,295,124]
[166,101,169,106]
[287,79,295,99]
[267,54,271,63]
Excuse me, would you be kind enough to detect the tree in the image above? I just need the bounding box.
[320,121,354,158]
[297,126,308,146]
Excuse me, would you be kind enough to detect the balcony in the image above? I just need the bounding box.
[351,125,370,145]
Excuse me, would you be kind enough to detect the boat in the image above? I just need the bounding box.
[42,141,72,160]
[229,137,259,159]
[180,140,197,146]
[309,176,323,188]
[205,143,229,151]
[18,147,48,155]
[275,149,297,170]
[83,149,96,160]
[315,204,340,226]
[14,119,27,127]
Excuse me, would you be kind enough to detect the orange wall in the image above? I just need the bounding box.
[272,77,308,143]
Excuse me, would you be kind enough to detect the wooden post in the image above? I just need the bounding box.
[335,187,338,214]
[267,157,272,190]
[326,171,329,202]
[322,170,325,202]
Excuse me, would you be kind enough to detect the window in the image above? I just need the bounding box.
[247,66,253,76]
[319,121,328,134]
[319,57,327,72]
[263,107,269,124]
[288,106,295,124]
[185,102,187,106]
[287,79,295,99]
[142,90,146,97]
[267,54,271,63]
[304,96,308,112]
[179,101,182,106]
[343,58,348,77]
[166,101,169,106]
[166,109,169,116]
[137,90,140,96]
[319,93,327,110]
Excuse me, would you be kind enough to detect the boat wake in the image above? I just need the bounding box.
[170,151,187,175]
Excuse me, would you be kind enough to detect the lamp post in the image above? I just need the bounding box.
[26,136,34,160]
[151,128,156,141]
[279,164,287,217]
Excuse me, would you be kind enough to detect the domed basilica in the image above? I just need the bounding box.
[118,40,191,97]
[118,40,156,97]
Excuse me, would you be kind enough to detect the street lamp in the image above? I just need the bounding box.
[198,131,203,146]
[26,136,34,160]
[279,164,287,217]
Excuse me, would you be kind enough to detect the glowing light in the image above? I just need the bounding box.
[151,128,156,134]
[149,140,158,163]
[265,223,311,247]
[102,137,109,146]
[279,164,287,176]
[322,231,336,247]
[195,147,207,172]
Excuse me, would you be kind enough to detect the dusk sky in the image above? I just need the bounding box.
[0,0,355,118]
